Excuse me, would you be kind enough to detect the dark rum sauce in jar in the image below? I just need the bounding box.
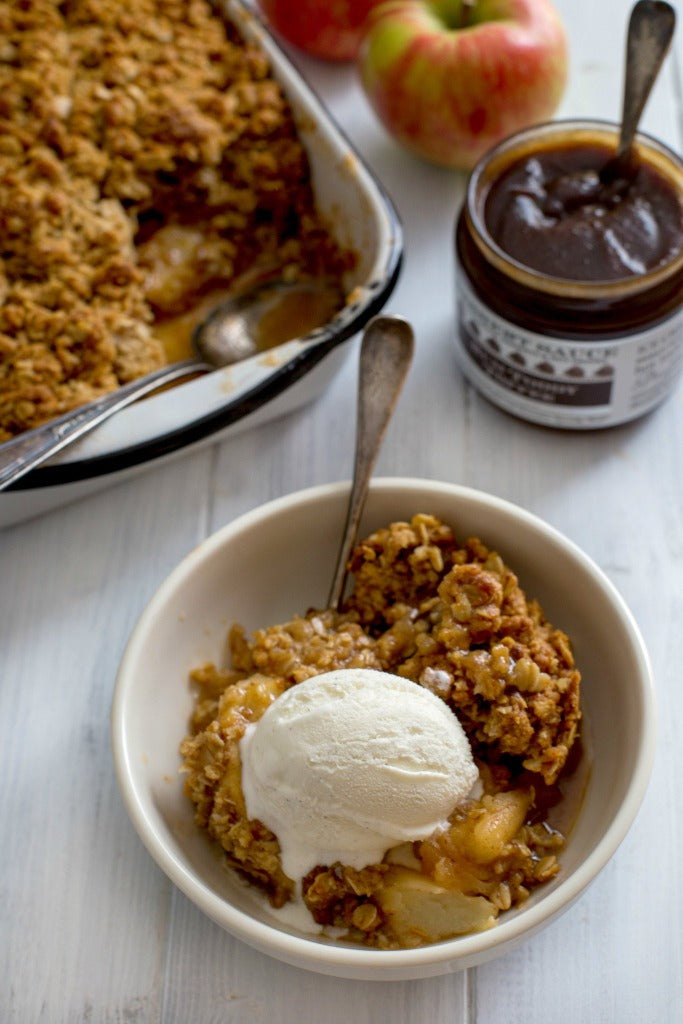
[455,120,683,429]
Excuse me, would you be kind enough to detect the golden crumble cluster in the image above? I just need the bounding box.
[0,0,352,441]
[181,514,583,949]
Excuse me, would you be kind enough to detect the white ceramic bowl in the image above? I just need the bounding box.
[111,479,655,981]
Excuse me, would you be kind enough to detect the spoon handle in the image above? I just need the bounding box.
[0,359,207,491]
[616,0,676,161]
[328,315,414,609]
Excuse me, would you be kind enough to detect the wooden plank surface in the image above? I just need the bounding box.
[1,1,681,1020]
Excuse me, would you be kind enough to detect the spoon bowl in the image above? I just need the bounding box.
[194,278,345,367]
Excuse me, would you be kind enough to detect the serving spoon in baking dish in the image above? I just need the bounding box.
[0,276,346,491]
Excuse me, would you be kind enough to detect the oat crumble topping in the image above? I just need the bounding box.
[181,514,583,948]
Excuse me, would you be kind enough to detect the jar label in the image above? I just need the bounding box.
[455,266,683,429]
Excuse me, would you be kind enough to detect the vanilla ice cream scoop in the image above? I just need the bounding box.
[239,668,477,883]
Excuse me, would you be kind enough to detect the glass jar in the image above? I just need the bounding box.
[454,120,683,429]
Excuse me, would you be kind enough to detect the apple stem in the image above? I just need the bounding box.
[460,0,476,29]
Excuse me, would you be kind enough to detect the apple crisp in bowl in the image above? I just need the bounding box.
[180,513,583,949]
[112,480,655,979]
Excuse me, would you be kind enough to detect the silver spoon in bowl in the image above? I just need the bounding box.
[0,277,344,491]
[328,314,414,610]
[600,0,676,183]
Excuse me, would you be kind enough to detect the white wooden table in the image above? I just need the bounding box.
[2,1,681,1020]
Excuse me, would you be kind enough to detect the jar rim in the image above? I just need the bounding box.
[465,119,683,300]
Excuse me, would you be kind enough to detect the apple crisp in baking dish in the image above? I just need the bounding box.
[0,0,354,441]
[181,514,584,949]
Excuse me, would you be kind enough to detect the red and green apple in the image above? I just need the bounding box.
[358,0,568,169]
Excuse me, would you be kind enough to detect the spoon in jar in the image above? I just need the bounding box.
[328,314,414,610]
[601,0,676,183]
[0,277,344,491]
